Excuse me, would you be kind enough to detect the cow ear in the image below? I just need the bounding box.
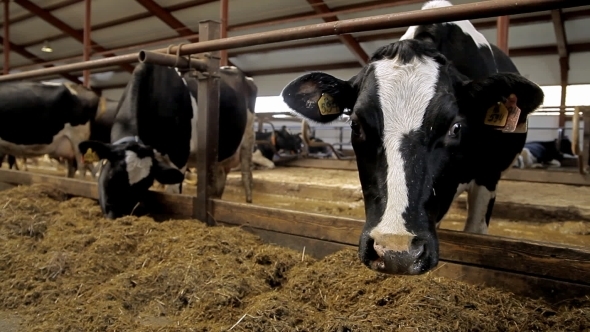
[281,72,357,123]
[153,160,185,185]
[457,72,544,122]
[79,140,112,161]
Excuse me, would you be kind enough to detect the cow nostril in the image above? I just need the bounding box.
[373,242,388,258]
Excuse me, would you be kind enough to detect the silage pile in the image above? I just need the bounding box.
[0,184,588,332]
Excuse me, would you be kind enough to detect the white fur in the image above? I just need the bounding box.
[464,181,495,234]
[125,150,152,185]
[41,81,78,95]
[400,0,493,52]
[368,55,440,244]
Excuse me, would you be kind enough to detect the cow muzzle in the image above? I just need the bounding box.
[359,232,438,275]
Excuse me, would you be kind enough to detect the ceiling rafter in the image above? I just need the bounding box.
[8,2,590,63]
[13,0,135,73]
[19,0,218,48]
[135,0,198,42]
[0,0,82,28]
[0,36,82,84]
[305,0,369,65]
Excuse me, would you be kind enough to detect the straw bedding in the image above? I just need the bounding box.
[0,184,588,331]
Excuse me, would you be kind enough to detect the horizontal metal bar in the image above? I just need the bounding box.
[0,53,137,82]
[138,50,208,72]
[0,0,584,82]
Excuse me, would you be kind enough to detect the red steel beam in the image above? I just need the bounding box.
[552,9,569,127]
[497,16,510,54]
[0,0,82,29]
[220,0,229,66]
[135,0,240,67]
[135,0,197,40]
[13,0,135,73]
[0,35,81,83]
[9,7,590,75]
[11,5,590,74]
[3,0,9,75]
[0,0,584,82]
[19,0,217,48]
[306,0,369,65]
[83,0,91,87]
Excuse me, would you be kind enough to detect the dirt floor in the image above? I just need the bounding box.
[0,184,589,331]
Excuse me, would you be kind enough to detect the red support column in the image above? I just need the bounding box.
[83,0,91,86]
[220,0,228,66]
[496,16,509,55]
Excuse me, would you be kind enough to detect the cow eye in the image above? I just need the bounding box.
[448,123,461,138]
[350,120,361,135]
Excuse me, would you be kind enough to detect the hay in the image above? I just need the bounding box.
[0,184,588,332]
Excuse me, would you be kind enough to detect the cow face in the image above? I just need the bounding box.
[275,127,303,154]
[281,39,544,275]
[79,140,185,219]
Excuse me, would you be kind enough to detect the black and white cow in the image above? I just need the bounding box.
[0,81,103,178]
[79,63,256,219]
[255,126,302,161]
[281,0,544,275]
[513,137,574,168]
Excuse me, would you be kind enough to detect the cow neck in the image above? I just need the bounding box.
[112,136,143,146]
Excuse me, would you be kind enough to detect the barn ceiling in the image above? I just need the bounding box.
[0,0,589,96]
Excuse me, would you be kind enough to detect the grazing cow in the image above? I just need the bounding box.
[79,63,256,219]
[513,137,574,168]
[281,0,544,275]
[256,126,302,161]
[0,81,103,178]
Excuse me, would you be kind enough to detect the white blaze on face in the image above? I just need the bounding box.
[369,55,440,247]
[125,150,153,185]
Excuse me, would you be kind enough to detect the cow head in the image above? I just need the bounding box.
[275,126,303,154]
[63,82,103,125]
[79,139,185,219]
[281,39,544,275]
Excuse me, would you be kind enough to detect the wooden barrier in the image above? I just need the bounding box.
[281,157,590,186]
[1,169,589,303]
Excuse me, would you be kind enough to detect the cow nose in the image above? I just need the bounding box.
[369,241,430,275]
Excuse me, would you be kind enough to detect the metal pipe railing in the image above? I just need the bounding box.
[138,51,208,72]
[0,0,583,82]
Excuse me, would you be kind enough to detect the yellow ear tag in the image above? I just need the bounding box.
[317,94,340,116]
[83,148,99,164]
[484,102,509,127]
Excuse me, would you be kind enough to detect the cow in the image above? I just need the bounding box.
[280,0,544,275]
[255,126,302,161]
[0,81,103,178]
[513,137,574,169]
[78,63,256,219]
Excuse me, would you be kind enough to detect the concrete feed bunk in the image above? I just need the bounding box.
[0,184,588,331]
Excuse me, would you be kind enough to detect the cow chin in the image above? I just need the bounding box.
[358,224,439,275]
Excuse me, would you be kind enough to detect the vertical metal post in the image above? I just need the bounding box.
[338,126,343,152]
[3,0,9,75]
[558,57,568,128]
[83,0,91,87]
[195,20,221,225]
[496,16,509,55]
[220,0,229,66]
